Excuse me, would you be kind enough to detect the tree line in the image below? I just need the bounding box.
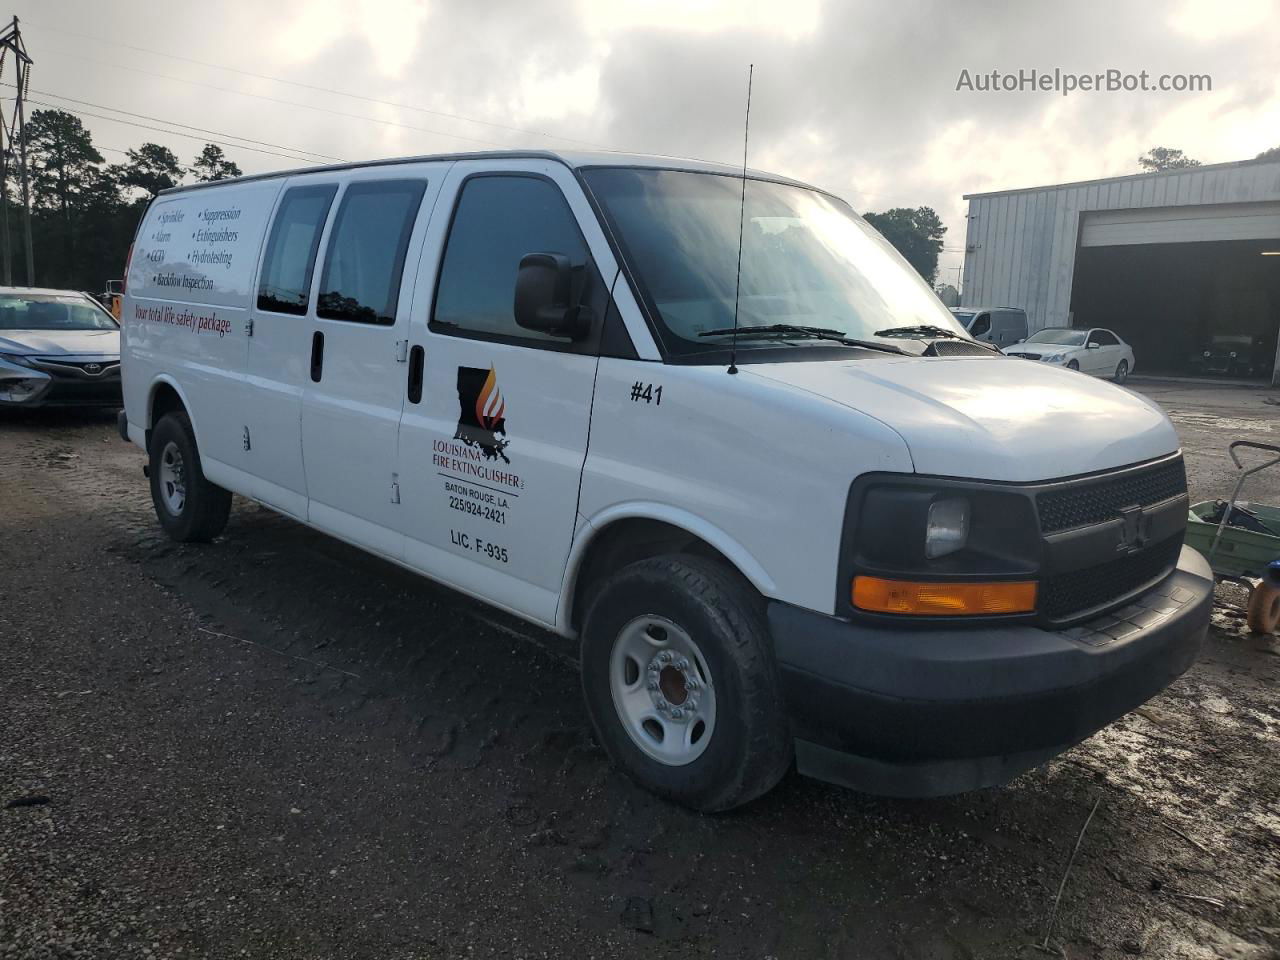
[8,107,1273,298]
[4,108,242,292]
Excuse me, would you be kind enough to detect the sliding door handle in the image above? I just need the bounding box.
[407,345,425,404]
[310,331,325,383]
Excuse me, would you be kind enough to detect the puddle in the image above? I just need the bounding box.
[1166,411,1273,432]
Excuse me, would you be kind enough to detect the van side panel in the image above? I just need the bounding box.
[123,180,283,474]
[575,359,915,620]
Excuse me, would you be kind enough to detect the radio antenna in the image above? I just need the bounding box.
[727,63,753,375]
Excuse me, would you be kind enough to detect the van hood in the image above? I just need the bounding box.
[0,328,120,357]
[746,356,1177,483]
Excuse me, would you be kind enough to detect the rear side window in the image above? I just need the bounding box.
[317,180,427,325]
[257,184,338,315]
[432,175,588,343]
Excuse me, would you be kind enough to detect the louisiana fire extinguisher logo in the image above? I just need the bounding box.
[454,365,510,463]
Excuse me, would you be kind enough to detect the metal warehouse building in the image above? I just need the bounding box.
[961,157,1280,384]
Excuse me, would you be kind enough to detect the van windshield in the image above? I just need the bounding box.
[581,168,968,361]
[951,311,976,328]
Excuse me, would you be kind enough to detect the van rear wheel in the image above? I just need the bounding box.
[148,411,231,543]
[580,555,792,811]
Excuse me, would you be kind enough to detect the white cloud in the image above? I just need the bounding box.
[1167,0,1273,41]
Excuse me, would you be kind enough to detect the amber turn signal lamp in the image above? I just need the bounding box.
[852,576,1037,616]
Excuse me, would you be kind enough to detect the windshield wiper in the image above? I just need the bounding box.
[873,324,1000,352]
[698,324,909,355]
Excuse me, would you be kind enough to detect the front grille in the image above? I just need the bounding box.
[29,358,120,378]
[924,340,993,357]
[1041,535,1182,622]
[1037,457,1187,534]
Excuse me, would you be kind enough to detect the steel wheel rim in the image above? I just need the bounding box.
[158,440,187,516]
[609,615,716,766]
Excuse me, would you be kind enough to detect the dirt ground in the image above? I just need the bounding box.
[2,380,1278,960]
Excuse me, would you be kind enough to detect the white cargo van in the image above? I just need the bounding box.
[120,151,1211,810]
[950,306,1028,347]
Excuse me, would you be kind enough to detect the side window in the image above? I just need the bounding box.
[970,313,991,336]
[257,184,338,315]
[432,175,589,343]
[1093,330,1118,346]
[317,180,427,325]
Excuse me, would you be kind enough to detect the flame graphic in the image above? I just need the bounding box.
[475,365,505,429]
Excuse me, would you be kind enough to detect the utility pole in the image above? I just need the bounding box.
[0,17,34,286]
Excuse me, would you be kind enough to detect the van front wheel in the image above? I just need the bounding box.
[580,556,792,811]
[148,412,231,542]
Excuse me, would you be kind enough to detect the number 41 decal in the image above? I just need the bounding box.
[629,381,662,405]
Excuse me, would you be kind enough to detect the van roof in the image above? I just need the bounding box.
[951,305,1025,313]
[156,149,828,198]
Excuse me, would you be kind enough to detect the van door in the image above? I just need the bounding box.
[1006,310,1029,345]
[299,171,441,556]
[395,159,610,624]
[969,312,992,342]
[245,180,338,516]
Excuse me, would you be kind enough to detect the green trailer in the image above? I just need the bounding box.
[1183,441,1280,634]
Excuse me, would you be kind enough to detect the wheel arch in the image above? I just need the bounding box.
[145,376,199,450]
[558,503,779,635]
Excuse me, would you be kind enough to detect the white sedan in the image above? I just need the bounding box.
[1003,327,1135,383]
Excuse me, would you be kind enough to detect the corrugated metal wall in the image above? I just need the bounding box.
[962,159,1280,332]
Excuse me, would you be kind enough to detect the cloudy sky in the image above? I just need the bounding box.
[13,0,1280,284]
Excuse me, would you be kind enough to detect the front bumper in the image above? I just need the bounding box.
[0,368,122,407]
[770,545,1212,797]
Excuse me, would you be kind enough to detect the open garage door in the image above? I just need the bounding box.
[1081,202,1280,247]
[1070,237,1280,383]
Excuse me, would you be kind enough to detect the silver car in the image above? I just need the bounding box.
[0,287,122,408]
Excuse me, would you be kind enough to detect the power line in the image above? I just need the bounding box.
[37,49,516,151]
[12,85,345,163]
[13,94,332,166]
[26,20,612,151]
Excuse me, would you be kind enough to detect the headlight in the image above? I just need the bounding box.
[1046,353,1066,363]
[925,497,969,558]
[0,352,35,368]
[841,479,1041,618]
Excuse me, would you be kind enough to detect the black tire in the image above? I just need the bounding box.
[580,555,792,811]
[1114,360,1129,383]
[148,411,231,542]
[1067,359,1080,371]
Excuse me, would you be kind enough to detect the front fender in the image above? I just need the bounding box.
[556,501,779,634]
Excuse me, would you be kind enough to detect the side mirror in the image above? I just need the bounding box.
[514,252,589,340]
[1087,342,1100,349]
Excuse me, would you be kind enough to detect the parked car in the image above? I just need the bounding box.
[0,287,122,407]
[1004,326,1135,382]
[949,306,1028,347]
[120,151,1209,810]
[1187,333,1271,379]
